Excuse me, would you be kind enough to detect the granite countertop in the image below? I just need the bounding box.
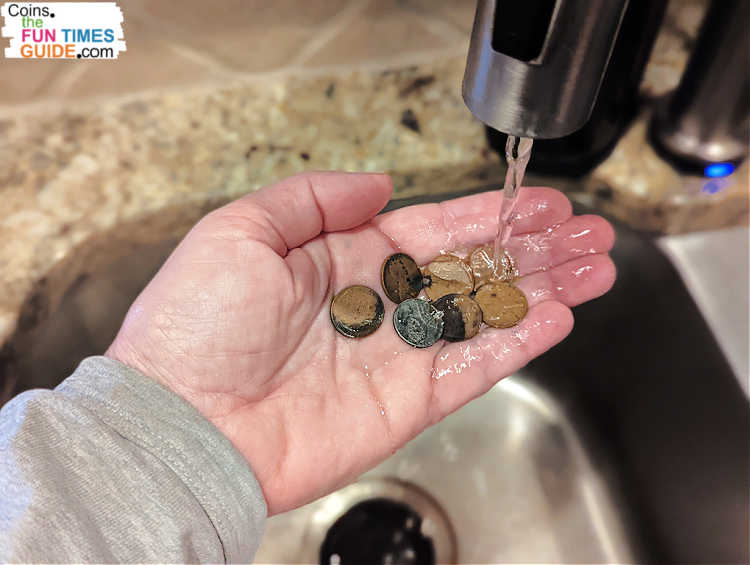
[0,59,506,350]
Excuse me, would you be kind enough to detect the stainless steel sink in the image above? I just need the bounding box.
[2,189,747,564]
[256,376,645,563]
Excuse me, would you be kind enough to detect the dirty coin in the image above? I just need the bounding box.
[381,253,424,303]
[330,285,385,338]
[474,282,528,329]
[432,294,483,342]
[422,254,474,301]
[394,298,444,348]
[468,244,516,290]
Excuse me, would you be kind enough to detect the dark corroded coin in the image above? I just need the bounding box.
[330,285,385,338]
[421,254,474,301]
[474,282,528,329]
[381,253,423,304]
[468,244,516,290]
[394,298,444,348]
[433,294,483,342]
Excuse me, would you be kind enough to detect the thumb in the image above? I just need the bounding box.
[202,171,393,256]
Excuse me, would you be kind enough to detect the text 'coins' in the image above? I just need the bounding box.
[394,299,444,348]
[474,282,528,329]
[422,254,474,301]
[468,244,516,290]
[433,294,483,342]
[381,253,423,304]
[330,285,385,338]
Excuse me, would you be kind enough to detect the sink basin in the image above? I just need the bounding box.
[256,376,644,563]
[2,188,747,563]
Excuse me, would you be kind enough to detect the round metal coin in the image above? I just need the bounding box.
[432,294,483,342]
[394,298,444,348]
[474,282,528,329]
[468,244,516,290]
[381,253,423,304]
[330,285,385,338]
[421,254,474,301]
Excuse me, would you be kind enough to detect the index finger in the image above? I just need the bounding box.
[372,187,573,264]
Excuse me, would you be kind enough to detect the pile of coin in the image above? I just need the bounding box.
[330,244,528,348]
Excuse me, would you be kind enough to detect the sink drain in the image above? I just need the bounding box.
[313,478,456,564]
[320,498,434,565]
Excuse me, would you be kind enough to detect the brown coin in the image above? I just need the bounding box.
[468,244,517,290]
[422,254,474,301]
[330,285,385,338]
[381,253,423,304]
[474,282,528,329]
[432,294,483,342]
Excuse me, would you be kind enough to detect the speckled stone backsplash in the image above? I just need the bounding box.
[0,0,747,381]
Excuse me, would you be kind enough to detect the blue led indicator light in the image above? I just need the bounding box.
[704,162,735,178]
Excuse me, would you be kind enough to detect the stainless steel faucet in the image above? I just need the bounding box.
[462,0,749,172]
[462,0,629,139]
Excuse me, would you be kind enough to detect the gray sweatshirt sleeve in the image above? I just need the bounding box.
[0,356,267,563]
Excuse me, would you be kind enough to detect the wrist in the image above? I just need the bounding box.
[106,338,181,400]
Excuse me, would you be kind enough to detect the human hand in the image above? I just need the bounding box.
[106,172,615,515]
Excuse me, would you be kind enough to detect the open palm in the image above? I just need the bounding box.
[107,172,615,515]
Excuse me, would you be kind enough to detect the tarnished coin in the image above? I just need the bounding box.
[433,294,483,342]
[381,253,423,304]
[474,282,528,329]
[394,298,444,348]
[330,285,385,338]
[468,244,517,290]
[422,254,474,301]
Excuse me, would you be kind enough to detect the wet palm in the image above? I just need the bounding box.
[107,172,615,515]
